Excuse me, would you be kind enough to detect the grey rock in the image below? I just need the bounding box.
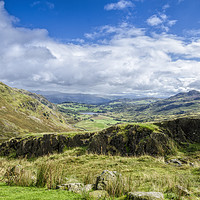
[83,184,94,192]
[57,183,84,193]
[128,192,164,200]
[89,190,109,199]
[95,170,121,190]
[57,182,94,193]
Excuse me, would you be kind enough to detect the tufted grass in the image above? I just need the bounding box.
[0,147,199,199]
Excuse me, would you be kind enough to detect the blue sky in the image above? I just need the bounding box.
[1,0,200,97]
[4,0,200,40]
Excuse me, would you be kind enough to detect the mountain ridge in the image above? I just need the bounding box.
[0,82,73,141]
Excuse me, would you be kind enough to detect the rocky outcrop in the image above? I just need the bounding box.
[88,125,174,156]
[0,117,199,158]
[158,117,200,143]
[0,133,94,158]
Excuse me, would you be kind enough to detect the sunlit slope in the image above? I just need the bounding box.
[0,82,72,140]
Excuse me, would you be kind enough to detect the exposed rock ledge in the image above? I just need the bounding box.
[0,117,199,158]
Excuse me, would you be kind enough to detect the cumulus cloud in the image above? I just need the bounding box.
[1,1,200,96]
[147,15,163,26]
[104,0,134,11]
[147,13,177,32]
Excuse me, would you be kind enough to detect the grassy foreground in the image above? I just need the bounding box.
[0,147,199,200]
[0,183,82,200]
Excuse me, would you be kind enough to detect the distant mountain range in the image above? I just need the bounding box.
[104,89,200,122]
[32,90,162,105]
[32,90,122,104]
[33,89,200,119]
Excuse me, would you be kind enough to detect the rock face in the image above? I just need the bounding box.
[88,125,174,156]
[0,133,94,158]
[0,117,199,158]
[128,192,164,200]
[158,117,200,143]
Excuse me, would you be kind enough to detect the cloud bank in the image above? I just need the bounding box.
[1,1,200,97]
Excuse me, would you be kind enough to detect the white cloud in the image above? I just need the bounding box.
[162,4,170,10]
[1,1,200,97]
[147,13,177,32]
[185,29,200,36]
[168,20,177,26]
[147,15,163,26]
[104,0,134,11]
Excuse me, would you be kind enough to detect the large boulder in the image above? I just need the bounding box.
[95,170,121,190]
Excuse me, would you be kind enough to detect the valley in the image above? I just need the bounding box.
[57,90,200,132]
[0,82,199,200]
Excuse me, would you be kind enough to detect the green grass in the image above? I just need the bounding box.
[58,103,103,113]
[74,116,121,131]
[0,183,82,200]
[1,148,199,199]
[21,130,91,139]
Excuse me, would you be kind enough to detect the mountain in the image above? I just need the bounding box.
[0,82,72,141]
[149,90,200,115]
[17,89,57,110]
[32,91,121,105]
[109,90,200,122]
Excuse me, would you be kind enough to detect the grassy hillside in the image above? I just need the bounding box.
[0,82,72,141]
